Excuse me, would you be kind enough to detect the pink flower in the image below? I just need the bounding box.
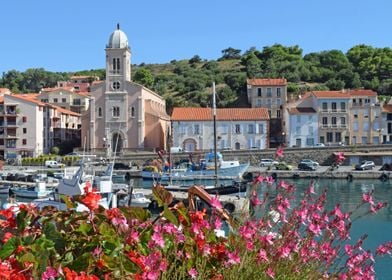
[257,249,268,263]
[42,267,58,280]
[214,217,222,229]
[226,251,240,265]
[253,174,264,184]
[278,181,290,190]
[152,232,165,248]
[265,176,275,184]
[266,267,275,279]
[275,146,284,158]
[188,268,198,279]
[250,191,261,207]
[362,193,374,205]
[337,152,345,163]
[210,195,223,209]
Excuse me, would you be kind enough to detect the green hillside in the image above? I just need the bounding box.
[1,44,391,113]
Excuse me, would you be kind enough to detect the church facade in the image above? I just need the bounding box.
[81,25,170,155]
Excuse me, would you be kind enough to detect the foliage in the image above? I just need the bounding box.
[1,44,391,113]
[50,146,60,155]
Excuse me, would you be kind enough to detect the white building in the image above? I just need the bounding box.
[171,107,270,151]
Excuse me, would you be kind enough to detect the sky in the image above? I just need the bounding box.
[0,0,391,74]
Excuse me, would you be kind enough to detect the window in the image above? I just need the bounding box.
[322,117,328,126]
[194,124,200,135]
[131,107,135,117]
[332,117,337,127]
[22,116,27,122]
[335,132,341,142]
[62,98,66,103]
[256,99,262,107]
[320,136,325,144]
[112,81,120,90]
[322,102,328,111]
[277,109,281,118]
[258,124,264,134]
[267,88,272,97]
[22,139,27,145]
[53,98,58,103]
[112,58,120,73]
[235,124,241,134]
[332,102,337,112]
[341,102,346,111]
[277,99,282,106]
[112,106,120,118]
[248,124,254,134]
[340,117,346,127]
[353,122,359,132]
[98,107,102,118]
[363,122,369,131]
[257,88,262,97]
[327,132,333,142]
[23,128,27,134]
[277,87,281,97]
[306,138,314,146]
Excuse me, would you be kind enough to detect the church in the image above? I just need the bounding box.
[82,25,170,155]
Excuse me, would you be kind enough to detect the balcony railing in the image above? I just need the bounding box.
[320,109,347,113]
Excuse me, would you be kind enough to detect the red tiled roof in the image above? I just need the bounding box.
[8,94,46,106]
[41,87,75,93]
[310,91,351,99]
[48,104,81,117]
[288,107,317,114]
[0,96,3,103]
[171,107,270,121]
[247,78,287,86]
[347,89,377,97]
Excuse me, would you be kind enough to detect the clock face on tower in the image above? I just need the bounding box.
[112,81,121,90]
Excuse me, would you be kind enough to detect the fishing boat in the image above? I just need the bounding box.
[11,181,53,199]
[0,184,11,195]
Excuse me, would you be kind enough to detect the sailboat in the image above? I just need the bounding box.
[163,82,249,194]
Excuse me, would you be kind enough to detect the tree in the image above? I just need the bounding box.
[325,79,345,90]
[241,52,262,78]
[133,67,154,88]
[219,47,242,60]
[189,55,202,64]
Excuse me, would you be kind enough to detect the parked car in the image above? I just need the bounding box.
[275,162,293,170]
[298,162,316,171]
[300,159,319,168]
[45,160,65,168]
[313,143,325,148]
[259,158,279,167]
[379,163,392,171]
[355,161,375,170]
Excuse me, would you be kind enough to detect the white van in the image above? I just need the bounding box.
[45,160,64,168]
[170,147,184,153]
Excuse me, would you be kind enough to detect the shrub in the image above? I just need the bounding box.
[0,179,389,279]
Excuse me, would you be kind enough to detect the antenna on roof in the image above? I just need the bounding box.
[117,23,120,30]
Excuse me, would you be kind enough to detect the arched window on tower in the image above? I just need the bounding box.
[112,58,120,73]
[112,106,120,118]
[131,106,135,118]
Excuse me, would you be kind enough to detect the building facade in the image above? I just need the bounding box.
[171,107,270,151]
[81,25,170,155]
[39,88,90,114]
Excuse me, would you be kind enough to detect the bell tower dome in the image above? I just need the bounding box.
[105,24,131,92]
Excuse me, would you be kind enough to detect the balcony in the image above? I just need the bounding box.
[6,122,17,126]
[320,109,347,113]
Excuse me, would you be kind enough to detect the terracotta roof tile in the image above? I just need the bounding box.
[247,78,287,86]
[48,104,81,117]
[288,107,317,114]
[347,89,377,97]
[171,107,270,121]
[8,94,46,106]
[310,91,351,99]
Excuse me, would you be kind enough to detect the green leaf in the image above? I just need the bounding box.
[121,255,140,273]
[75,221,93,236]
[99,222,116,239]
[18,252,36,264]
[0,237,18,259]
[163,205,178,226]
[120,206,150,221]
[175,202,190,226]
[43,222,66,252]
[68,252,93,272]
[16,210,28,231]
[153,185,173,207]
[59,194,76,209]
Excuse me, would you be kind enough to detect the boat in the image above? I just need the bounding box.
[11,181,53,199]
[0,184,11,195]
[118,190,151,208]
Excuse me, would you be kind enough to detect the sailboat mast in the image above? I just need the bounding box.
[213,82,218,187]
